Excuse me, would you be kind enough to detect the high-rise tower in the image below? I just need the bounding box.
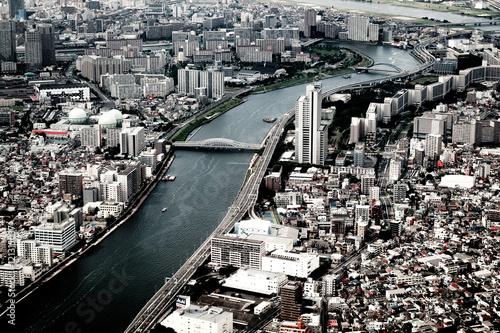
[38,23,56,66]
[25,28,42,71]
[0,21,16,62]
[295,83,327,165]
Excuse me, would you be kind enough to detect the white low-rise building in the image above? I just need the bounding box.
[223,268,288,295]
[247,234,293,252]
[97,202,124,219]
[161,305,233,333]
[262,250,320,278]
[0,264,24,287]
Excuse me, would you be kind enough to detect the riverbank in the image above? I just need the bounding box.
[252,49,374,94]
[260,0,494,24]
[170,97,245,142]
[0,152,176,315]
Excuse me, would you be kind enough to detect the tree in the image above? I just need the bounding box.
[105,215,116,226]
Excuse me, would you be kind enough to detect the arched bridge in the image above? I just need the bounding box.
[355,63,403,73]
[172,138,262,151]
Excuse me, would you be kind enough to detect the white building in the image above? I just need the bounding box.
[97,202,124,218]
[178,68,224,99]
[425,134,442,159]
[355,204,370,222]
[32,219,76,255]
[223,268,288,295]
[348,16,378,42]
[120,127,145,157]
[295,83,327,165]
[36,84,91,101]
[80,126,101,148]
[161,305,233,333]
[0,264,24,287]
[262,250,320,278]
[389,157,402,182]
[17,239,53,266]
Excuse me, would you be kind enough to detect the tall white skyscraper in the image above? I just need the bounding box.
[348,16,379,42]
[295,83,327,165]
[425,134,442,160]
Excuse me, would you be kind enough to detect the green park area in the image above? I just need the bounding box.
[171,98,243,142]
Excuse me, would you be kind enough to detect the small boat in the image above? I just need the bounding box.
[162,175,176,181]
[263,117,277,123]
[343,74,351,79]
[162,207,167,212]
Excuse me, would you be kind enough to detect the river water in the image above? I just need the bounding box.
[10,45,418,332]
[290,0,492,23]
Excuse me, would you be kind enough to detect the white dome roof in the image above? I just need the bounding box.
[108,109,123,120]
[98,113,117,125]
[69,108,87,120]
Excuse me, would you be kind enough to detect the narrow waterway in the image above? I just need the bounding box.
[10,44,419,332]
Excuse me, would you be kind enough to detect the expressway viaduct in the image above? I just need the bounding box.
[124,34,454,332]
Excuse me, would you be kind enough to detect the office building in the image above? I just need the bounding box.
[303,9,316,38]
[353,142,365,167]
[389,157,402,182]
[116,164,142,202]
[348,16,378,42]
[178,68,224,99]
[478,163,491,179]
[222,268,288,295]
[240,12,253,28]
[79,56,131,82]
[425,134,442,160]
[0,21,16,62]
[0,264,24,287]
[295,84,327,165]
[17,239,53,266]
[361,174,375,195]
[25,28,42,70]
[161,305,233,333]
[211,235,265,269]
[349,117,363,144]
[370,186,380,201]
[38,23,56,66]
[262,250,320,278]
[393,182,407,202]
[59,172,83,196]
[355,204,370,223]
[120,127,145,157]
[81,126,102,148]
[32,219,77,255]
[281,281,303,321]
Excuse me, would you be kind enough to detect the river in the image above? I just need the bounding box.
[289,0,492,23]
[9,45,418,332]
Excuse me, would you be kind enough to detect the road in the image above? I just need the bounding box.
[124,108,294,333]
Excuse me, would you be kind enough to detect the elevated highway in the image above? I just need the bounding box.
[124,109,294,333]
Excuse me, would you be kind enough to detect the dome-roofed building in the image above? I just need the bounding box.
[98,112,117,132]
[108,109,123,127]
[68,108,88,124]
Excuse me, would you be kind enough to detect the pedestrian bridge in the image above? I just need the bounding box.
[355,63,403,73]
[172,138,262,151]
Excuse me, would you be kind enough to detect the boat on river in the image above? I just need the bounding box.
[263,117,277,123]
